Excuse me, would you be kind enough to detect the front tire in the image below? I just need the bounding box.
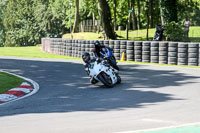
[97,72,114,88]
[116,74,121,84]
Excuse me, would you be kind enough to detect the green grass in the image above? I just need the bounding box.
[0,72,25,94]
[63,26,200,42]
[0,46,199,69]
[0,46,79,59]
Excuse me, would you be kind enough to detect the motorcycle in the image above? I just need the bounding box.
[87,59,121,88]
[100,47,119,71]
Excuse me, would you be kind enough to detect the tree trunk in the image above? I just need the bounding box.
[146,1,150,40]
[72,0,79,33]
[113,0,117,31]
[150,0,153,28]
[98,0,116,39]
[137,0,141,29]
[92,13,96,32]
[130,0,136,30]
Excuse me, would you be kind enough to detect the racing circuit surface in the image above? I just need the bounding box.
[0,56,200,133]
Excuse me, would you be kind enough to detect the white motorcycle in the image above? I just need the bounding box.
[87,60,121,88]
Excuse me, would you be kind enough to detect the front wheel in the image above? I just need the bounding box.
[97,72,114,88]
[116,74,121,84]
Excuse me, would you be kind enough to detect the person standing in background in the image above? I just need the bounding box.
[184,18,190,37]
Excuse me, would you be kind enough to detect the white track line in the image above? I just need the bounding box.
[114,122,200,133]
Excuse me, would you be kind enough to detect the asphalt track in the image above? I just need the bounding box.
[0,56,200,133]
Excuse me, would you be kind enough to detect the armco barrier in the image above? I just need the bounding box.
[42,38,200,66]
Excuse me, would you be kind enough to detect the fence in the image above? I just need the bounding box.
[42,38,200,66]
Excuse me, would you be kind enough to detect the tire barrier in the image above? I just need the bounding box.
[199,44,200,66]
[178,43,188,66]
[188,43,199,66]
[134,41,142,62]
[150,42,159,63]
[168,42,178,65]
[42,38,200,67]
[142,41,150,63]
[159,42,168,64]
[120,41,127,61]
[114,40,120,60]
[126,41,134,61]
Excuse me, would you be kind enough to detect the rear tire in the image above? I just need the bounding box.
[97,72,114,88]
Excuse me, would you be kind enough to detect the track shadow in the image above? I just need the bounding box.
[0,58,199,116]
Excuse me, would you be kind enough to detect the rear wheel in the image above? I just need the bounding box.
[97,72,114,88]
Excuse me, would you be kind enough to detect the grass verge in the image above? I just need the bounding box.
[0,46,80,59]
[0,46,199,69]
[0,72,25,94]
[62,26,200,42]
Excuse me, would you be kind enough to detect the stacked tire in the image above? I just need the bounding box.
[159,42,168,64]
[76,40,79,57]
[199,44,200,66]
[168,42,178,65]
[54,39,58,54]
[85,40,90,54]
[67,39,72,57]
[62,39,66,55]
[126,41,134,61]
[78,40,82,57]
[150,42,159,63]
[114,40,120,60]
[89,40,94,56]
[188,43,199,66]
[120,41,127,61]
[109,40,115,51]
[81,40,86,57]
[59,39,63,55]
[104,40,109,47]
[134,41,142,62]
[49,39,54,54]
[178,43,188,65]
[142,41,150,63]
[50,39,54,53]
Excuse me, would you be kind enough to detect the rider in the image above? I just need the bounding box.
[82,52,99,84]
[93,40,119,70]
[93,40,113,58]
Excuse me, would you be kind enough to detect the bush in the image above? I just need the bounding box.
[163,21,187,41]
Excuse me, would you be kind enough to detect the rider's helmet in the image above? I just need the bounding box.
[82,52,90,63]
[94,40,100,47]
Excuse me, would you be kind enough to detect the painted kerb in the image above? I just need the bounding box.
[42,38,200,66]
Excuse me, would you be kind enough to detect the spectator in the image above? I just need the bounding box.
[184,18,190,37]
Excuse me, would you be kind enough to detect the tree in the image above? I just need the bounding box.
[4,0,40,46]
[113,0,117,31]
[160,0,178,24]
[72,0,79,33]
[0,0,7,46]
[98,0,116,39]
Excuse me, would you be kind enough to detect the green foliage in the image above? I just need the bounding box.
[160,0,178,23]
[4,0,40,46]
[0,0,200,47]
[0,0,7,47]
[163,21,187,41]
